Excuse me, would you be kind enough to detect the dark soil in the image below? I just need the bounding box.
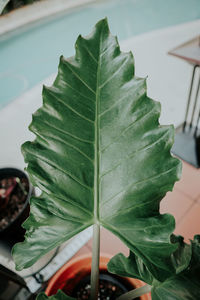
[70,273,139,300]
[73,280,123,300]
[0,177,29,231]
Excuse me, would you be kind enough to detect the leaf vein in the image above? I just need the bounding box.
[99,56,129,89]
[102,165,178,207]
[37,132,94,164]
[100,43,114,57]
[100,129,169,178]
[63,80,95,103]
[99,80,145,117]
[63,60,96,94]
[47,88,94,124]
[33,199,86,224]
[52,193,93,217]
[28,151,93,191]
[100,103,154,152]
[101,197,157,218]
[82,43,98,64]
[33,118,93,144]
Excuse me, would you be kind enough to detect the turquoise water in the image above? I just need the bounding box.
[0,0,200,109]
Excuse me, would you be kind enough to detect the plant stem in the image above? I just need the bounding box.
[90,223,100,300]
[116,284,152,300]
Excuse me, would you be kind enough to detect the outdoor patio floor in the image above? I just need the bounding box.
[74,159,200,258]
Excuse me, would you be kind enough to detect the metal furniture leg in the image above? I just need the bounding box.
[183,65,198,131]
[190,68,200,133]
[172,65,200,168]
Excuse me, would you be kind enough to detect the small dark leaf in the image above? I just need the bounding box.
[36,290,75,300]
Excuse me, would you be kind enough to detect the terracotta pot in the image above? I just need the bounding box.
[46,254,151,299]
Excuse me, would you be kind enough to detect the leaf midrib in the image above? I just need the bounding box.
[94,28,103,223]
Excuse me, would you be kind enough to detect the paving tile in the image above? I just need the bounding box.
[87,227,129,257]
[174,160,200,199]
[175,202,200,242]
[160,189,193,225]
[197,196,200,205]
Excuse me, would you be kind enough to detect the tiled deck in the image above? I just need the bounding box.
[74,160,200,258]
[171,160,200,241]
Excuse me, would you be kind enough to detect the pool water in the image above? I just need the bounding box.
[0,0,200,109]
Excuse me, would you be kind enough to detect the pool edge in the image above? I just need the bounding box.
[0,0,99,36]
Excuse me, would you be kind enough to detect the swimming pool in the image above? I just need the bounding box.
[0,0,200,109]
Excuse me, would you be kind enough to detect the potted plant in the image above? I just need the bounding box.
[0,167,33,242]
[44,254,150,300]
[12,18,200,299]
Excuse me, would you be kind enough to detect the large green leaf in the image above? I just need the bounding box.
[12,18,181,277]
[108,235,200,299]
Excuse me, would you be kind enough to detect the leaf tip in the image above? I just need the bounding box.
[59,54,65,65]
[42,84,48,94]
[95,17,110,34]
[21,141,30,158]
[193,235,200,244]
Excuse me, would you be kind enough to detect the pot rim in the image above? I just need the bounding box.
[45,253,151,300]
[46,253,110,295]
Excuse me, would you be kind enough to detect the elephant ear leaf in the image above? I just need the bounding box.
[36,290,75,300]
[152,235,200,300]
[108,251,154,285]
[12,18,181,274]
[108,235,200,300]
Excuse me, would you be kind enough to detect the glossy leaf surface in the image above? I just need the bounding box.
[12,18,181,276]
[108,235,200,299]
